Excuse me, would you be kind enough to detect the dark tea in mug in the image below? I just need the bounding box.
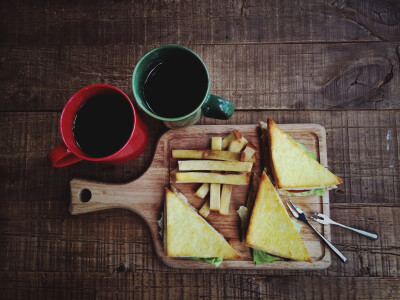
[72,93,134,158]
[142,53,208,118]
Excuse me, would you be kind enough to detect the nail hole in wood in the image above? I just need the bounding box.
[80,189,92,202]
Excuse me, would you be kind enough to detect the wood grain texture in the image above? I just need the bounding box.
[1,0,399,46]
[1,43,398,111]
[1,272,399,299]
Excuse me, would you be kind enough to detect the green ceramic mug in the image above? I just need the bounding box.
[132,45,234,128]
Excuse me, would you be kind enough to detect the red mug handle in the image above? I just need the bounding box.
[48,143,83,167]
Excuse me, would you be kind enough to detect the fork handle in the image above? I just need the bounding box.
[307,221,349,264]
[333,222,378,239]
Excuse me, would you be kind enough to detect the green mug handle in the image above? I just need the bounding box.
[202,94,234,120]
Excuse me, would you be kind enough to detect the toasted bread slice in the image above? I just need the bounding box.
[165,188,240,259]
[245,172,312,262]
[268,118,342,190]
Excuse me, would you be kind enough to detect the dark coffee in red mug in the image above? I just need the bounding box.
[48,84,148,167]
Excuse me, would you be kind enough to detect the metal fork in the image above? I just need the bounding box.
[287,200,348,264]
[310,212,378,239]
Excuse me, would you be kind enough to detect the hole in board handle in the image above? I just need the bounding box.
[80,189,92,202]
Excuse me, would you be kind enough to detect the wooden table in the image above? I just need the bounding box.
[1,1,399,299]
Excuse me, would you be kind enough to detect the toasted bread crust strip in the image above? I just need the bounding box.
[176,172,250,185]
[172,149,240,161]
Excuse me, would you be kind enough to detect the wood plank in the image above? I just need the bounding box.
[1,43,398,111]
[329,203,400,278]
[1,0,399,46]
[1,204,396,276]
[249,276,400,299]
[0,272,399,299]
[0,111,399,275]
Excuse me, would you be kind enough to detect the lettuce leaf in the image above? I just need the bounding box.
[188,257,223,267]
[252,249,283,265]
[237,206,250,239]
[157,212,164,238]
[278,189,324,197]
[296,142,317,160]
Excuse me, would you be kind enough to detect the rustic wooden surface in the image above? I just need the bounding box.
[0,0,399,299]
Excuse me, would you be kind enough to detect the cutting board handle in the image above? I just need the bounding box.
[69,166,167,220]
[69,178,130,214]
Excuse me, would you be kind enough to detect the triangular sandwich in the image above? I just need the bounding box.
[164,188,240,259]
[245,172,312,262]
[267,118,342,192]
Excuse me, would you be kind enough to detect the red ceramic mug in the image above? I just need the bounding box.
[48,84,148,167]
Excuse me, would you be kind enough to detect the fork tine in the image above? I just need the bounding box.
[289,200,304,214]
[311,212,323,218]
[286,202,299,218]
[310,216,322,223]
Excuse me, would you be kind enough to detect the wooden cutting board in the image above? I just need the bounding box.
[69,124,331,269]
